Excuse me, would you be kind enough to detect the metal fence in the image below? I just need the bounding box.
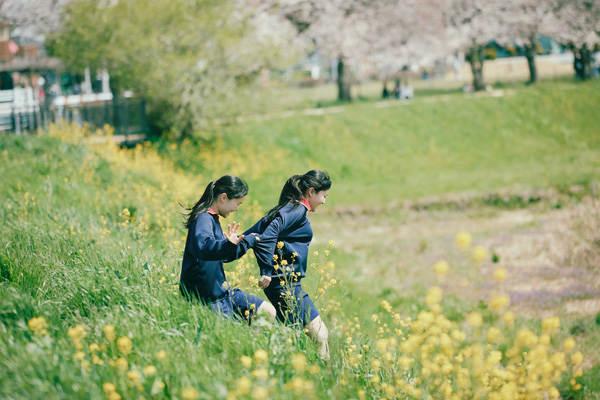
[0,89,149,135]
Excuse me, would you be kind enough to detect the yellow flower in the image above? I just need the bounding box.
[143,365,157,376]
[68,324,87,342]
[240,355,252,369]
[89,343,100,353]
[276,241,284,249]
[281,259,288,266]
[502,311,514,326]
[433,260,449,278]
[455,232,472,250]
[489,294,510,312]
[486,327,502,343]
[542,316,560,335]
[237,376,252,395]
[252,368,269,380]
[466,312,483,328]
[103,324,116,341]
[73,351,85,361]
[272,254,278,261]
[114,357,128,372]
[254,349,268,364]
[28,317,48,336]
[291,353,307,373]
[181,387,200,400]
[127,370,142,386]
[493,267,507,283]
[156,350,167,360]
[471,246,488,264]
[426,286,443,306]
[251,386,269,400]
[563,337,576,352]
[103,382,116,394]
[117,336,132,355]
[571,351,583,366]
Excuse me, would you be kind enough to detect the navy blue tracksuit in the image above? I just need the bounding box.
[245,202,319,325]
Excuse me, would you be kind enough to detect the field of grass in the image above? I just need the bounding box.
[1,79,599,399]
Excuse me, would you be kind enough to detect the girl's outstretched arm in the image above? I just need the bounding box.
[194,217,257,261]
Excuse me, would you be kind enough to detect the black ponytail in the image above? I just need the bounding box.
[183,175,249,229]
[265,170,331,221]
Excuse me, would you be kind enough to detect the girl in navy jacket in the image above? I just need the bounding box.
[180,175,276,322]
[245,170,331,359]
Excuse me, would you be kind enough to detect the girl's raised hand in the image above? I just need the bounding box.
[258,275,271,289]
[225,222,244,245]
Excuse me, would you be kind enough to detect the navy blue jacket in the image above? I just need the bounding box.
[245,202,313,279]
[180,212,257,301]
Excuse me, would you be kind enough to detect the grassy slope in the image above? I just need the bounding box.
[164,80,600,208]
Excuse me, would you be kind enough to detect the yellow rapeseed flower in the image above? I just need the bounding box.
[493,267,507,283]
[127,370,142,386]
[240,355,252,369]
[103,382,116,394]
[276,241,284,249]
[571,351,583,366]
[103,324,116,342]
[117,336,132,355]
[114,357,128,372]
[466,312,483,328]
[471,246,488,264]
[502,311,514,326]
[28,317,48,337]
[251,386,269,400]
[489,294,510,312]
[433,260,449,278]
[237,376,252,395]
[455,232,472,250]
[143,365,157,376]
[156,350,167,360]
[291,353,307,373]
[254,349,268,364]
[563,337,576,352]
[426,286,443,306]
[542,316,560,335]
[181,387,200,400]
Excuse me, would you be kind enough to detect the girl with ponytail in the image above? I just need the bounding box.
[180,175,276,322]
[244,170,332,359]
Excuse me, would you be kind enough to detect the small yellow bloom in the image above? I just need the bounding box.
[89,343,100,353]
[291,353,307,373]
[181,387,200,400]
[571,351,583,366]
[251,386,269,400]
[127,370,142,386]
[143,365,157,376]
[103,325,116,341]
[237,376,252,395]
[28,317,48,336]
[472,246,488,264]
[240,355,252,369]
[114,357,128,372]
[542,316,560,335]
[68,324,87,342]
[254,349,268,364]
[433,260,449,278]
[103,382,116,394]
[276,241,284,249]
[493,267,507,283]
[151,380,165,395]
[563,337,576,352]
[252,367,269,380]
[455,232,472,250]
[281,259,288,266]
[117,336,132,355]
[489,294,510,312]
[426,286,443,306]
[156,350,167,360]
[73,351,85,361]
[503,311,514,326]
[466,312,483,328]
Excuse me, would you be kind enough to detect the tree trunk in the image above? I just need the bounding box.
[524,38,537,84]
[573,44,593,80]
[336,57,352,102]
[467,45,486,91]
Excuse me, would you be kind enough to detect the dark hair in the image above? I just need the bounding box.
[184,175,248,229]
[265,170,331,221]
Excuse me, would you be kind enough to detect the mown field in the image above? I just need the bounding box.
[1,79,599,399]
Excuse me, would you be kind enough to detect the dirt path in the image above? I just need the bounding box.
[313,195,600,318]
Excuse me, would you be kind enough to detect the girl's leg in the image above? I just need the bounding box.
[256,301,277,320]
[306,315,330,361]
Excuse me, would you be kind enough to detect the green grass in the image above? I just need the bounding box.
[162,80,600,209]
